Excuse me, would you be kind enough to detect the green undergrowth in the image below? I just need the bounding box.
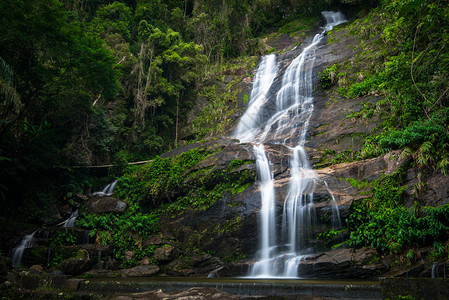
[190,56,258,140]
[277,14,318,35]
[48,230,78,266]
[77,146,255,266]
[319,1,449,174]
[346,172,449,256]
[77,204,160,267]
[114,148,214,208]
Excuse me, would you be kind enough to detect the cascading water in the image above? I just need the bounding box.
[92,180,118,197]
[234,54,278,143]
[233,11,347,278]
[63,209,79,228]
[11,231,36,267]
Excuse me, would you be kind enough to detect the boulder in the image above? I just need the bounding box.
[86,197,127,213]
[57,249,91,276]
[58,257,91,276]
[298,247,386,279]
[82,269,119,278]
[124,251,135,262]
[164,254,223,277]
[120,265,159,277]
[154,245,178,263]
[107,287,240,300]
[143,235,163,247]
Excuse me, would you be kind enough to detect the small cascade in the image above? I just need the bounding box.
[92,180,118,197]
[324,181,342,229]
[63,209,79,228]
[11,231,36,267]
[83,230,90,244]
[46,248,52,267]
[234,11,347,278]
[432,262,438,278]
[97,250,103,269]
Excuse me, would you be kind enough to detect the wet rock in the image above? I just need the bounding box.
[404,170,449,207]
[143,235,163,247]
[57,249,91,276]
[43,204,63,225]
[120,264,159,277]
[29,265,43,271]
[216,261,252,277]
[86,196,127,213]
[298,247,385,278]
[108,287,240,300]
[18,270,68,290]
[58,257,91,276]
[83,269,119,278]
[124,251,135,262]
[164,259,194,277]
[154,245,178,263]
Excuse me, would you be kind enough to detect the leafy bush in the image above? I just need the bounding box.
[77,204,159,266]
[320,64,339,89]
[345,75,378,98]
[115,148,212,208]
[347,174,449,254]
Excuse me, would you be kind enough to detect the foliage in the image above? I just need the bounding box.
[347,173,449,254]
[48,230,77,266]
[115,147,254,213]
[77,204,159,266]
[344,75,378,98]
[320,64,339,89]
[115,148,213,208]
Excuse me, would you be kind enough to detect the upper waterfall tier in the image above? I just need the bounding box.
[233,12,346,146]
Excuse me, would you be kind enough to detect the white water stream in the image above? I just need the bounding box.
[11,231,36,267]
[233,11,347,278]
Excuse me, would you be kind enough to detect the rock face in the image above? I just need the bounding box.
[163,254,223,277]
[58,257,91,276]
[298,247,386,279]
[107,287,241,300]
[120,265,160,277]
[154,245,179,263]
[86,196,127,213]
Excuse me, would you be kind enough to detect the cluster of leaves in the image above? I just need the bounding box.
[161,165,254,215]
[77,149,253,265]
[347,174,449,254]
[48,229,78,266]
[361,118,449,174]
[333,1,449,173]
[115,148,254,213]
[320,64,340,89]
[76,204,159,266]
[114,148,213,208]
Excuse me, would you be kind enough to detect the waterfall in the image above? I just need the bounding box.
[233,11,346,278]
[92,180,118,197]
[11,231,36,267]
[432,262,439,278]
[63,209,79,228]
[250,144,277,277]
[233,54,278,143]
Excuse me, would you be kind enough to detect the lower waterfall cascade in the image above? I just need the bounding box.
[232,11,347,278]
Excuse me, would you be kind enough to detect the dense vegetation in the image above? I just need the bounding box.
[0,0,372,229]
[2,0,449,276]
[319,0,449,258]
